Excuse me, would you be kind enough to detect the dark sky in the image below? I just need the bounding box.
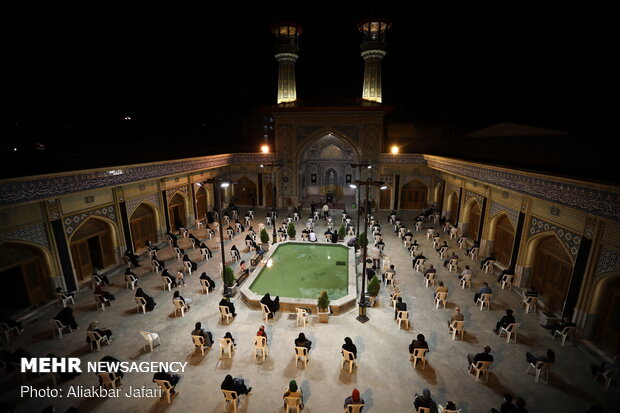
[7,3,611,154]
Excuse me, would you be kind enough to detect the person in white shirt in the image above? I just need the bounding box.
[322,203,330,218]
[309,231,317,242]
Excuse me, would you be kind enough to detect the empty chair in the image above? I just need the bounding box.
[219,337,234,359]
[98,372,122,389]
[397,310,409,330]
[553,326,576,346]
[154,379,175,404]
[341,350,357,373]
[476,293,492,311]
[501,273,513,290]
[450,227,458,239]
[526,361,551,383]
[482,259,495,273]
[434,292,448,309]
[347,226,355,236]
[51,319,73,339]
[469,360,492,383]
[414,258,426,272]
[411,348,428,369]
[222,389,243,413]
[95,294,111,311]
[295,346,310,368]
[432,237,441,248]
[87,330,110,352]
[521,296,537,314]
[219,306,233,324]
[184,260,193,276]
[296,308,309,327]
[260,303,273,321]
[254,335,269,361]
[135,297,147,314]
[499,323,519,343]
[140,330,161,352]
[192,335,210,355]
[450,320,465,340]
[173,299,187,317]
[425,273,435,288]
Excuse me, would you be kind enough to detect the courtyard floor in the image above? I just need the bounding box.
[1,208,617,412]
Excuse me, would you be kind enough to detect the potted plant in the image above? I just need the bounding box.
[317,290,330,323]
[338,224,346,241]
[358,232,368,250]
[366,275,381,307]
[287,222,296,240]
[260,228,270,251]
[223,265,236,296]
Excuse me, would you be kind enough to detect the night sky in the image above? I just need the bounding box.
[6,3,614,179]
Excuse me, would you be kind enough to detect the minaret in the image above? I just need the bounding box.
[358,18,391,103]
[272,23,302,104]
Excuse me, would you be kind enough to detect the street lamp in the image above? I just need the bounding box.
[355,178,386,323]
[205,178,231,296]
[350,163,372,238]
[260,163,283,245]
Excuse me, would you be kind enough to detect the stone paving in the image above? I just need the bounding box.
[1,208,617,412]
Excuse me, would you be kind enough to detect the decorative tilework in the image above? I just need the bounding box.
[425,156,620,222]
[529,217,581,259]
[0,223,50,249]
[489,201,519,229]
[46,199,60,220]
[380,175,393,185]
[602,223,620,246]
[126,193,161,217]
[584,216,596,240]
[378,154,425,165]
[596,246,620,276]
[295,126,361,146]
[446,183,460,198]
[165,186,189,204]
[63,204,116,235]
[0,153,276,207]
[465,190,485,208]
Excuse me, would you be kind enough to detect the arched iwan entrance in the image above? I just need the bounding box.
[233,177,257,207]
[0,242,50,307]
[447,191,459,221]
[195,186,208,220]
[467,200,482,241]
[379,184,392,210]
[493,215,515,267]
[70,218,116,281]
[590,271,620,354]
[168,192,187,232]
[400,180,427,209]
[130,203,158,253]
[529,234,573,314]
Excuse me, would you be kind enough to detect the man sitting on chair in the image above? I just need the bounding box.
[496,266,515,283]
[467,345,493,368]
[191,322,213,347]
[493,309,515,335]
[413,388,438,413]
[480,254,496,269]
[448,307,464,328]
[423,265,436,281]
[394,297,407,320]
[383,264,396,283]
[409,334,429,354]
[434,282,448,299]
[153,370,181,392]
[541,316,575,335]
[412,252,426,268]
[458,265,473,281]
[443,252,459,267]
[473,282,492,303]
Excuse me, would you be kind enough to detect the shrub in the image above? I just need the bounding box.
[287,222,296,238]
[260,228,270,243]
[358,232,368,248]
[317,290,330,311]
[338,224,346,240]
[367,275,381,296]
[223,265,235,287]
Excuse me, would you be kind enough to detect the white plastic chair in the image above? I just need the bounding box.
[468,248,479,260]
[173,299,187,317]
[219,306,233,324]
[450,227,459,239]
[425,273,435,288]
[260,303,273,321]
[200,279,211,294]
[140,330,160,352]
[254,335,269,361]
[426,229,434,239]
[414,258,425,272]
[183,260,193,276]
[438,247,448,259]
[173,247,182,260]
[201,248,210,260]
[521,296,537,314]
[56,293,75,308]
[222,389,243,413]
[296,308,309,327]
[87,330,109,352]
[448,259,458,272]
[450,320,465,340]
[192,335,209,355]
[477,293,492,311]
[295,346,310,368]
[50,319,72,339]
[98,371,122,389]
[344,404,364,413]
[483,260,496,273]
[526,361,551,383]
[95,294,110,311]
[284,395,303,413]
[470,360,492,382]
[501,274,513,290]
[384,271,395,287]
[553,326,576,346]
[219,337,234,359]
[460,274,472,289]
[151,259,161,273]
[135,297,147,314]
[432,237,441,249]
[161,276,172,291]
[125,274,137,290]
[411,347,428,369]
[154,379,175,404]
[499,323,519,343]
[341,349,357,373]
[434,292,448,309]
[397,310,409,330]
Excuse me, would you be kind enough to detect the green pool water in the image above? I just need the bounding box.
[249,243,349,300]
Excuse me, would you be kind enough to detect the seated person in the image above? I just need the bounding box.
[342,337,357,358]
[344,388,364,411]
[443,252,459,267]
[473,282,492,303]
[191,322,213,347]
[394,297,407,320]
[188,233,200,247]
[458,265,473,281]
[199,272,216,291]
[219,296,237,317]
[413,252,426,267]
[256,325,268,342]
[436,241,448,253]
[173,290,192,307]
[86,320,112,343]
[92,269,111,286]
[97,355,124,383]
[283,380,304,409]
[47,353,80,382]
[480,254,496,269]
[413,388,438,413]
[383,264,396,282]
[182,254,197,272]
[94,284,115,301]
[162,269,177,288]
[490,393,515,413]
[53,307,78,330]
[260,292,280,315]
[199,242,213,258]
[223,332,237,349]
[153,370,181,392]
[434,282,448,299]
[409,334,429,354]
[465,240,479,255]
[494,309,515,334]
[124,249,141,267]
[135,288,156,311]
[308,231,317,242]
[496,266,515,284]
[467,345,493,368]
[541,316,576,335]
[221,374,251,395]
[55,287,75,300]
[295,333,312,350]
[145,240,159,252]
[124,268,138,286]
[526,348,555,365]
[166,231,178,243]
[423,265,436,280]
[448,306,464,329]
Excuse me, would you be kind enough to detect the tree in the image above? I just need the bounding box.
[338,224,346,240]
[367,275,380,297]
[287,222,296,239]
[317,290,330,311]
[260,228,270,244]
[223,265,235,287]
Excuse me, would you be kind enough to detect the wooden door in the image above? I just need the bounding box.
[468,202,481,241]
[71,241,92,280]
[196,187,207,220]
[531,236,573,314]
[400,181,428,209]
[233,177,256,206]
[449,194,459,221]
[379,186,391,209]
[494,215,515,266]
[22,259,47,305]
[600,287,620,353]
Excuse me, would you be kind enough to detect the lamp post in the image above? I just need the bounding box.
[260,163,282,245]
[350,163,371,238]
[351,178,387,323]
[205,178,230,296]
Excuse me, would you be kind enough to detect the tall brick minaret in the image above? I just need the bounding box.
[272,23,302,104]
[358,19,391,103]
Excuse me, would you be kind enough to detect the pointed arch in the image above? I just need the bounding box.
[130,202,159,252]
[168,191,189,232]
[296,128,361,162]
[446,190,459,220]
[588,271,620,353]
[433,181,444,206]
[69,216,118,281]
[400,180,428,209]
[233,177,257,206]
[379,183,392,210]
[463,198,482,241]
[195,185,208,220]
[0,241,52,307]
